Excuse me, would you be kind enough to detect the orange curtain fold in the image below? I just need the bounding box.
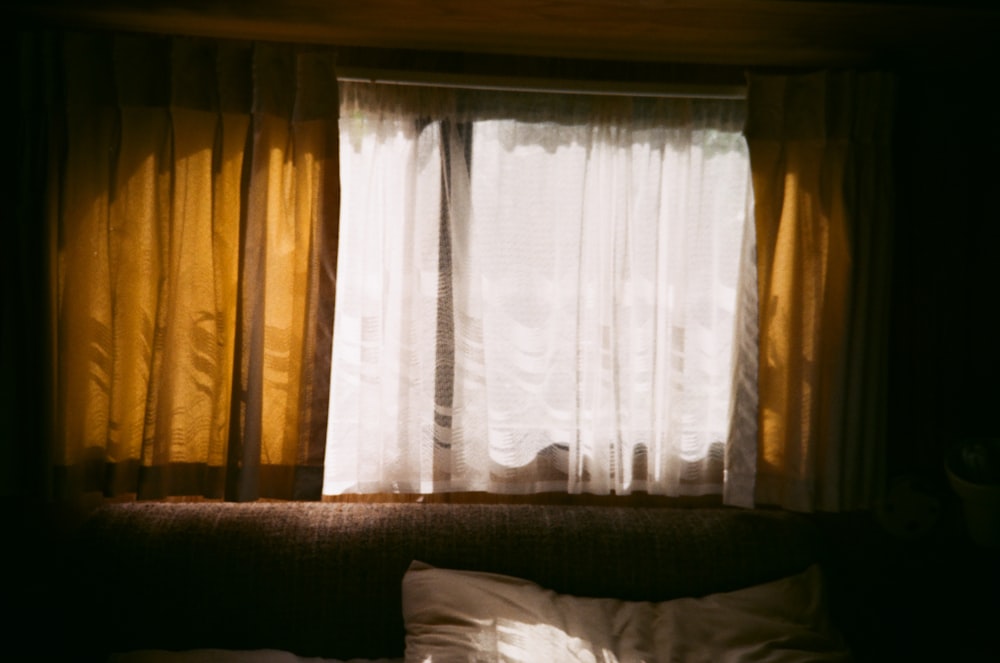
[50,32,338,501]
[745,71,894,511]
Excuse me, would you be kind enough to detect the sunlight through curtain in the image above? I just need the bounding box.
[324,83,756,499]
[51,33,338,500]
[746,71,894,511]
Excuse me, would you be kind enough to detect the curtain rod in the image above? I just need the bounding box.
[336,67,747,100]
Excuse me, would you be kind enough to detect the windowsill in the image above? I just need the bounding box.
[321,491,726,508]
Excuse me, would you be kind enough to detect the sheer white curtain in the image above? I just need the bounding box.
[324,82,755,499]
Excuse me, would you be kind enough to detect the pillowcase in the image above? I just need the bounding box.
[401,561,851,663]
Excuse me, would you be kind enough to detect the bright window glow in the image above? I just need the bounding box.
[324,83,754,497]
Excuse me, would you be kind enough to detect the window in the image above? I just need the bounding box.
[33,32,892,511]
[323,81,755,499]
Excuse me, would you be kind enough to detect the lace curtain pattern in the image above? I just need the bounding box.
[324,83,757,499]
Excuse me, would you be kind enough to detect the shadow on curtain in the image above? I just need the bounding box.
[746,71,894,512]
[44,31,338,501]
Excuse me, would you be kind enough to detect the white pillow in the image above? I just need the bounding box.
[401,562,851,663]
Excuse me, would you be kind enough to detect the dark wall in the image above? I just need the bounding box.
[806,67,1000,660]
[5,30,52,501]
[889,65,1000,489]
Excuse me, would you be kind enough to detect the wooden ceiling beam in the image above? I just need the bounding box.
[12,0,1000,67]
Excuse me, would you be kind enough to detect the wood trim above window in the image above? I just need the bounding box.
[14,0,1000,68]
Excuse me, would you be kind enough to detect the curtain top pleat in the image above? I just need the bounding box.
[170,38,221,111]
[253,43,295,118]
[216,42,254,114]
[115,35,171,108]
[61,31,333,118]
[744,71,895,143]
[63,33,116,108]
[294,51,338,122]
